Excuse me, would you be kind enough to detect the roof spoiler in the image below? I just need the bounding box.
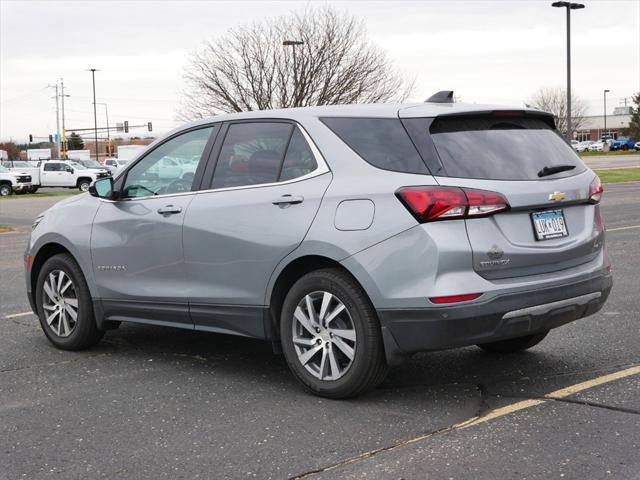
[425,90,454,103]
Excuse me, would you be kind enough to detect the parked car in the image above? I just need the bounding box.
[104,158,130,173]
[635,141,640,151]
[588,141,605,152]
[574,141,593,153]
[70,159,112,178]
[609,137,636,151]
[27,159,110,193]
[0,165,31,196]
[26,99,612,398]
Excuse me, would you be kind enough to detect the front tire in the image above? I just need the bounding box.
[78,179,91,192]
[35,253,104,350]
[478,330,549,354]
[28,186,39,194]
[0,184,12,196]
[280,268,388,398]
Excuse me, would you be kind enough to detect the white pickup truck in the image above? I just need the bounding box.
[0,165,32,196]
[25,160,111,193]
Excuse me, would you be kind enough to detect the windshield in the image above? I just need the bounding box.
[69,162,87,170]
[427,116,587,180]
[81,160,103,168]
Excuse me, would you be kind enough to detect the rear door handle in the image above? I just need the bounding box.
[272,194,304,206]
[157,205,182,215]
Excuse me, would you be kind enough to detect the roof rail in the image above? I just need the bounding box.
[425,91,454,103]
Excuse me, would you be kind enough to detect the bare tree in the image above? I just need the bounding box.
[178,7,414,120]
[528,87,588,136]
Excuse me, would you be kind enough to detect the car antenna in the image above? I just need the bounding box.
[425,91,454,103]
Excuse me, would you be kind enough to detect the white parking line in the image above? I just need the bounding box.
[608,225,640,232]
[4,311,34,319]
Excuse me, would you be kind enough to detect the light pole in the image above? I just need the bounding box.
[87,68,100,161]
[283,40,304,106]
[603,89,610,140]
[551,1,585,140]
[47,83,61,158]
[60,78,70,158]
[94,102,110,156]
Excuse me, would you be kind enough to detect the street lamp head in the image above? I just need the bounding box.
[282,40,304,46]
[604,89,610,93]
[551,1,585,8]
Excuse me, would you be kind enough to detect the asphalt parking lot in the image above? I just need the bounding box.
[1,183,639,479]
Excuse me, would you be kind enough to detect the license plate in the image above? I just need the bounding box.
[531,209,568,240]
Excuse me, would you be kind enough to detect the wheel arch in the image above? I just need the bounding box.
[76,176,93,187]
[29,242,75,296]
[267,254,373,341]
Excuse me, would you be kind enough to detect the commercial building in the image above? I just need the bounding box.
[575,106,633,141]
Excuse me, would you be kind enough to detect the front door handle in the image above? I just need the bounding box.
[157,205,182,215]
[272,194,304,206]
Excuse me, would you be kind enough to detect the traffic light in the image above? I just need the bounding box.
[148,122,153,132]
[29,134,33,142]
[124,121,129,133]
[49,134,53,143]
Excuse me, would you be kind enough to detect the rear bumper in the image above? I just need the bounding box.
[377,272,612,364]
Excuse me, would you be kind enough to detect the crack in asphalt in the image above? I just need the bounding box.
[289,384,487,479]
[289,380,639,479]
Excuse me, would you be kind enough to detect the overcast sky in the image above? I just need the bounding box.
[1,0,639,142]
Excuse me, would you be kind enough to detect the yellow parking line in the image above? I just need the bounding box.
[4,311,34,319]
[459,364,640,430]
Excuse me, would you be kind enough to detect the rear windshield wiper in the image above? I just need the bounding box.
[538,165,576,177]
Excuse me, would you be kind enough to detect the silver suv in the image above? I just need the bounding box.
[25,99,612,398]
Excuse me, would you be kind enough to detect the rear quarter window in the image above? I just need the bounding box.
[320,117,429,174]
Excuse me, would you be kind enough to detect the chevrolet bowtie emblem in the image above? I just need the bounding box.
[548,191,566,201]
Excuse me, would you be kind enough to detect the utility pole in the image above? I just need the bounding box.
[283,40,304,106]
[85,68,101,161]
[48,83,61,158]
[603,89,610,139]
[60,78,70,158]
[95,103,110,156]
[551,2,585,140]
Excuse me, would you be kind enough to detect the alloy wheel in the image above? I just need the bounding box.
[42,269,79,337]
[291,291,357,381]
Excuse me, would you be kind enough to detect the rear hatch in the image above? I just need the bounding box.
[402,112,604,280]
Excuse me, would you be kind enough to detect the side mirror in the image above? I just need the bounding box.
[66,166,74,173]
[89,177,114,199]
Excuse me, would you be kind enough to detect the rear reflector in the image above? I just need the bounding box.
[26,255,32,273]
[589,176,603,204]
[429,293,483,304]
[396,186,509,223]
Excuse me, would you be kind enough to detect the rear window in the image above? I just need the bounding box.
[320,117,428,174]
[425,115,586,180]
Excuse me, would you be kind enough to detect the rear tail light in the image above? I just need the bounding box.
[588,176,603,204]
[429,293,483,304]
[396,186,510,223]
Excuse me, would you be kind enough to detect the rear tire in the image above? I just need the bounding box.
[35,253,104,350]
[280,268,388,399]
[478,330,549,354]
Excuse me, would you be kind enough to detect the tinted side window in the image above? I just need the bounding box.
[211,122,292,189]
[280,128,318,181]
[44,163,60,171]
[320,117,428,174]
[122,127,213,198]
